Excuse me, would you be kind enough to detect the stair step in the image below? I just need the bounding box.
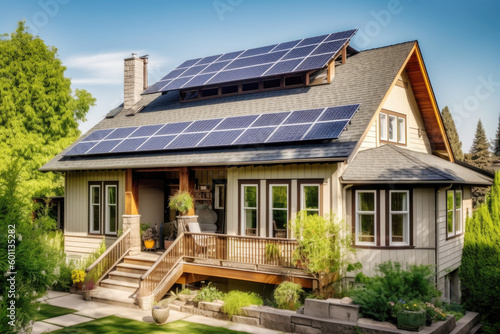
[469,323,482,334]
[100,278,139,292]
[90,287,138,309]
[115,263,150,275]
[108,271,142,284]
[123,253,160,266]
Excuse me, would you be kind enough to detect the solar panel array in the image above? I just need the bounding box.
[65,104,359,157]
[143,29,357,95]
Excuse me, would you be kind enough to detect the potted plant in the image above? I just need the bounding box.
[152,300,170,325]
[83,277,97,301]
[71,269,86,290]
[394,301,426,331]
[142,227,158,249]
[168,191,196,234]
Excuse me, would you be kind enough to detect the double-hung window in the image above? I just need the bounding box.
[269,184,289,238]
[300,183,320,216]
[389,190,410,246]
[241,183,258,236]
[89,182,118,235]
[380,110,406,145]
[447,189,463,237]
[355,190,377,246]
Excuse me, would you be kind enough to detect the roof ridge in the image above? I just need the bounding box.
[387,145,456,180]
[358,40,416,53]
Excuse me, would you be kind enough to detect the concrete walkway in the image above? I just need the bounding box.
[32,290,285,334]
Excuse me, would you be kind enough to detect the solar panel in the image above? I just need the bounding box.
[143,29,357,94]
[64,104,360,156]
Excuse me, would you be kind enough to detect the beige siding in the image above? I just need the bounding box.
[64,170,125,256]
[436,186,472,293]
[226,164,338,236]
[358,71,432,154]
[345,187,436,277]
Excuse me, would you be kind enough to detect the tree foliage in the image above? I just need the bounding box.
[494,114,500,157]
[0,161,62,332]
[441,106,464,161]
[467,119,491,168]
[290,212,361,298]
[0,21,95,204]
[459,173,500,333]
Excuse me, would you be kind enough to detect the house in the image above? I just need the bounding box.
[40,29,492,309]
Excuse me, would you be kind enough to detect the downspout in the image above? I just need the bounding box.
[435,184,453,289]
[342,183,354,289]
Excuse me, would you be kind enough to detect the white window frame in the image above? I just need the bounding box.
[241,184,258,236]
[300,184,320,215]
[389,190,410,246]
[380,111,406,145]
[89,184,101,234]
[269,184,289,238]
[214,184,225,209]
[380,113,388,141]
[105,184,118,235]
[355,190,377,246]
[447,189,463,237]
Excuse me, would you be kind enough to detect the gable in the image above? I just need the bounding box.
[353,43,453,162]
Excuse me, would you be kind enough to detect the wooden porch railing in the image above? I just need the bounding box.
[85,229,131,284]
[138,232,299,299]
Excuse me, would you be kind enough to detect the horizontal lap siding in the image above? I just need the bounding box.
[346,187,436,278]
[436,186,472,292]
[226,164,338,236]
[64,170,125,257]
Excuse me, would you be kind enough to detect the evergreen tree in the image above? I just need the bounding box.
[459,173,500,333]
[469,119,491,168]
[494,114,500,157]
[0,21,95,205]
[441,106,464,160]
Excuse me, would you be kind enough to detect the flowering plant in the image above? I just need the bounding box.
[424,302,446,321]
[71,269,86,284]
[389,300,424,317]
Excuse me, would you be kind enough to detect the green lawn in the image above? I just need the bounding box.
[34,303,77,321]
[51,316,250,334]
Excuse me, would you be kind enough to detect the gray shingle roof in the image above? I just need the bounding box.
[341,144,492,185]
[40,41,415,172]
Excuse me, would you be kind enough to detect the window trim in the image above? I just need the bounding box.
[379,109,407,146]
[89,182,102,235]
[446,189,463,239]
[388,190,410,246]
[266,180,291,238]
[88,181,119,236]
[297,179,323,216]
[104,184,118,235]
[214,184,225,209]
[238,180,260,236]
[354,190,378,246]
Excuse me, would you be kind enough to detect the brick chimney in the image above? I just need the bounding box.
[124,53,148,109]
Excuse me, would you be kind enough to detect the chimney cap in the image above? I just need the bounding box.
[131,52,138,58]
[139,54,149,59]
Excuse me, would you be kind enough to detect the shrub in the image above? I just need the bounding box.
[179,288,192,295]
[290,211,361,298]
[460,173,500,333]
[265,243,281,264]
[273,281,304,310]
[350,261,439,321]
[194,283,225,302]
[222,291,263,318]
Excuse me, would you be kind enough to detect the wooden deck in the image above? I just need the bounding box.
[86,231,315,308]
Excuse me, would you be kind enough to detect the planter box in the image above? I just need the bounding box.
[397,311,426,331]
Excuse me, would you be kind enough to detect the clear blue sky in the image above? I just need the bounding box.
[1,0,499,152]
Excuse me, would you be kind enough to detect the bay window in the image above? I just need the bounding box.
[380,110,406,145]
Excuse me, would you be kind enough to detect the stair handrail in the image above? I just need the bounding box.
[85,228,131,284]
[138,232,185,296]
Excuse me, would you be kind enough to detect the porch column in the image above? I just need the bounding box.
[123,169,141,255]
[179,167,195,216]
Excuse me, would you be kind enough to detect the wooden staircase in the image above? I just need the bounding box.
[91,252,160,308]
